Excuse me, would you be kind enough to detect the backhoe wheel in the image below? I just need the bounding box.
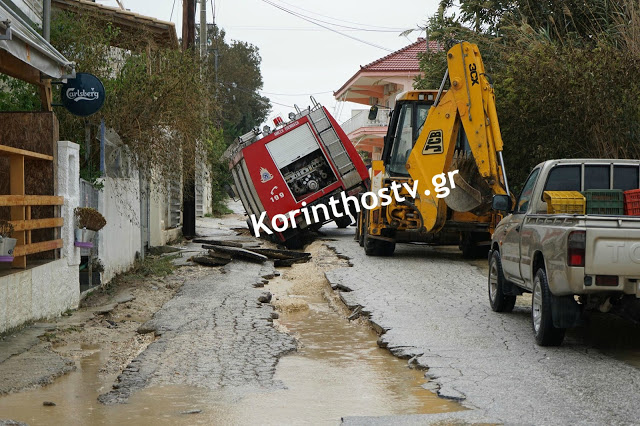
[363,233,395,257]
[532,268,566,346]
[488,251,516,313]
[357,211,366,247]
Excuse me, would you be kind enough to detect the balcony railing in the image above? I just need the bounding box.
[340,109,391,136]
[0,144,64,269]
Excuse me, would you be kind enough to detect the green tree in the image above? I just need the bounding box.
[415,0,640,190]
[208,27,271,145]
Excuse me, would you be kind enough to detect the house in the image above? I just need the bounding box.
[334,38,440,162]
[51,0,213,285]
[0,0,80,333]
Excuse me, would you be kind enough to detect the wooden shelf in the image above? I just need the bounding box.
[9,218,64,232]
[13,239,63,257]
[0,144,53,161]
[0,195,64,206]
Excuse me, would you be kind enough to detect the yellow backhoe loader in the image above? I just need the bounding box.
[356,41,512,257]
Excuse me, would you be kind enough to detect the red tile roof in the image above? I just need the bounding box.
[361,38,441,72]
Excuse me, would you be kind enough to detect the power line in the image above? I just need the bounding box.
[170,0,176,21]
[259,89,333,96]
[262,0,403,33]
[273,0,407,31]
[261,0,394,52]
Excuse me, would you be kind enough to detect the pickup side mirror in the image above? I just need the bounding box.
[368,105,379,121]
[492,194,512,212]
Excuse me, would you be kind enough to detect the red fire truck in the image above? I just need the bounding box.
[224,99,370,248]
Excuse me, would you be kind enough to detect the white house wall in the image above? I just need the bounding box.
[97,177,142,283]
[0,141,81,333]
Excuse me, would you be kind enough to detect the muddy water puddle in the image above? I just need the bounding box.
[0,241,461,424]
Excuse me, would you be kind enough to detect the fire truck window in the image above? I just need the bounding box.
[388,104,413,176]
[584,165,610,190]
[614,166,639,191]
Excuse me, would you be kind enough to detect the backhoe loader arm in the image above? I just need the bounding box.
[406,41,509,233]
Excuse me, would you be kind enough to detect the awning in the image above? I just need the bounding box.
[0,0,74,82]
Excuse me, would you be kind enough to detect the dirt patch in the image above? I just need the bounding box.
[53,264,210,377]
[0,258,211,396]
[271,240,348,314]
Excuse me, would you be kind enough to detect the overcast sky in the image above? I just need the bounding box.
[99,0,441,123]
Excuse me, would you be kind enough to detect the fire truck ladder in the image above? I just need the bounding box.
[308,107,357,181]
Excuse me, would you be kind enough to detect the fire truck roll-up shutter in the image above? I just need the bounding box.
[266,123,320,169]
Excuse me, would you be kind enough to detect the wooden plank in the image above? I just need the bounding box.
[10,155,26,268]
[9,218,64,232]
[0,50,42,87]
[0,195,65,206]
[13,239,64,257]
[0,144,54,161]
[203,245,268,263]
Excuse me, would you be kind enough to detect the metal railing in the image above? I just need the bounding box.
[340,109,391,136]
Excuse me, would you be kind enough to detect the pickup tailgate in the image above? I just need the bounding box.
[585,217,640,276]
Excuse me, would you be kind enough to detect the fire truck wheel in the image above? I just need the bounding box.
[335,216,352,229]
[284,235,304,250]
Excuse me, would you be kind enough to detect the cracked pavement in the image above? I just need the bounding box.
[98,261,296,405]
[98,213,296,405]
[324,227,640,425]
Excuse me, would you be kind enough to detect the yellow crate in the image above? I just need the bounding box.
[543,191,586,214]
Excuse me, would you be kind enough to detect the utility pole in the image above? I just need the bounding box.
[182,0,196,51]
[182,0,197,238]
[199,0,207,59]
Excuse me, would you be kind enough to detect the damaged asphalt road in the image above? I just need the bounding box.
[99,258,296,405]
[324,228,640,425]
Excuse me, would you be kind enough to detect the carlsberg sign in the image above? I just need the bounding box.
[61,73,105,117]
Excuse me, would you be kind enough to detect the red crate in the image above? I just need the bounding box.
[624,189,640,216]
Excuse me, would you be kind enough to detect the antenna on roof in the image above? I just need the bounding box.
[115,0,125,10]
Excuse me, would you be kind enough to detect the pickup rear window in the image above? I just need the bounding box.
[543,164,640,197]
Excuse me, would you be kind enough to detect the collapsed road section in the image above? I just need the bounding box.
[223,97,369,248]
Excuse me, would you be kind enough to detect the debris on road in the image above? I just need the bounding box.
[190,240,312,269]
[192,256,231,267]
[192,238,243,248]
[258,292,273,304]
[202,245,269,263]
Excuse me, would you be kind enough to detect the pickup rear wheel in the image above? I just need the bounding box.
[488,251,516,312]
[532,268,566,346]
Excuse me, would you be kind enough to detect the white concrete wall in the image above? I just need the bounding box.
[202,167,213,217]
[0,141,81,333]
[149,179,182,247]
[97,177,142,283]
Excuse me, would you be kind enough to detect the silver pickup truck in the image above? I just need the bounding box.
[489,159,640,346]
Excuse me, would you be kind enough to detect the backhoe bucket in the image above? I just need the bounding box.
[445,172,483,212]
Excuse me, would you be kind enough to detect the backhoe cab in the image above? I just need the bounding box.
[356,41,511,258]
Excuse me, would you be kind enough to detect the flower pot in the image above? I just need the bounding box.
[0,236,17,262]
[75,228,96,249]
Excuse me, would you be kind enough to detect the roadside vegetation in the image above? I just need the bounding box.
[414,0,640,189]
